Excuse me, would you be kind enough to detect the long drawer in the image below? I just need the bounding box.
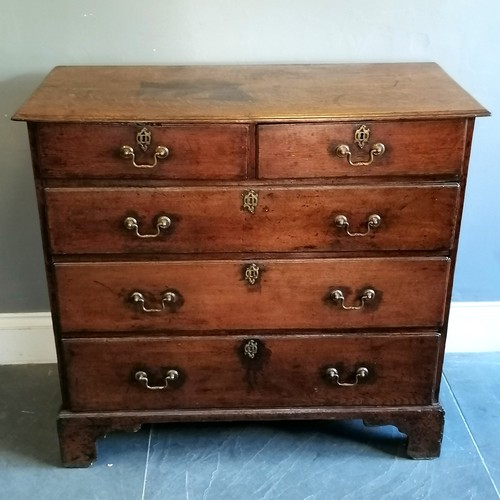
[55,258,450,332]
[45,185,459,254]
[258,120,466,179]
[35,123,250,179]
[63,333,439,411]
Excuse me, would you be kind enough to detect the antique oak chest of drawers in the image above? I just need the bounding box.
[14,64,488,467]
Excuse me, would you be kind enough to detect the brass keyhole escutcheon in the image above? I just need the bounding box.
[242,190,259,214]
[354,124,370,149]
[244,339,259,359]
[136,127,152,152]
[244,263,260,285]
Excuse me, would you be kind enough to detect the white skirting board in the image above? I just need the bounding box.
[0,313,56,365]
[0,302,499,364]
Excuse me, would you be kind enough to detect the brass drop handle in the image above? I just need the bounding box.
[329,288,376,310]
[335,214,381,237]
[130,291,179,313]
[124,215,171,238]
[119,145,169,168]
[335,142,385,166]
[326,367,369,387]
[135,370,179,390]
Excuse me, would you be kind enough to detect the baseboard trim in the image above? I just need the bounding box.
[0,302,499,364]
[446,301,500,353]
[0,312,55,364]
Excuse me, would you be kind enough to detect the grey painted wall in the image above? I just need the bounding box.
[1,0,499,312]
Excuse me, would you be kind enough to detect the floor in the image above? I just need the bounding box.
[0,353,498,500]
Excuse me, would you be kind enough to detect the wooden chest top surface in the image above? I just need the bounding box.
[13,63,488,123]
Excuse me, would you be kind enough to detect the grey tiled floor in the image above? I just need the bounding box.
[0,354,499,499]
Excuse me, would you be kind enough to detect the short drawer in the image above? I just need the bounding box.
[55,257,450,332]
[63,333,439,411]
[258,120,466,179]
[45,184,459,254]
[35,123,250,179]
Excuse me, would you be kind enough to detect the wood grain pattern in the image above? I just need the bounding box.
[62,334,439,411]
[36,123,250,179]
[45,184,460,254]
[13,64,488,123]
[54,258,450,332]
[258,120,466,178]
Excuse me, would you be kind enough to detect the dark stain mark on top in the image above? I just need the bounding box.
[140,79,254,102]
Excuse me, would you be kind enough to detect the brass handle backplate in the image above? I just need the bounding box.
[124,215,171,238]
[130,291,179,313]
[326,367,369,386]
[335,214,381,237]
[135,370,179,390]
[119,145,169,168]
[329,288,376,310]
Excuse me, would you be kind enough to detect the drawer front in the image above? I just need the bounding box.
[55,258,450,332]
[258,120,466,179]
[35,123,250,179]
[63,334,439,411]
[45,185,459,254]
